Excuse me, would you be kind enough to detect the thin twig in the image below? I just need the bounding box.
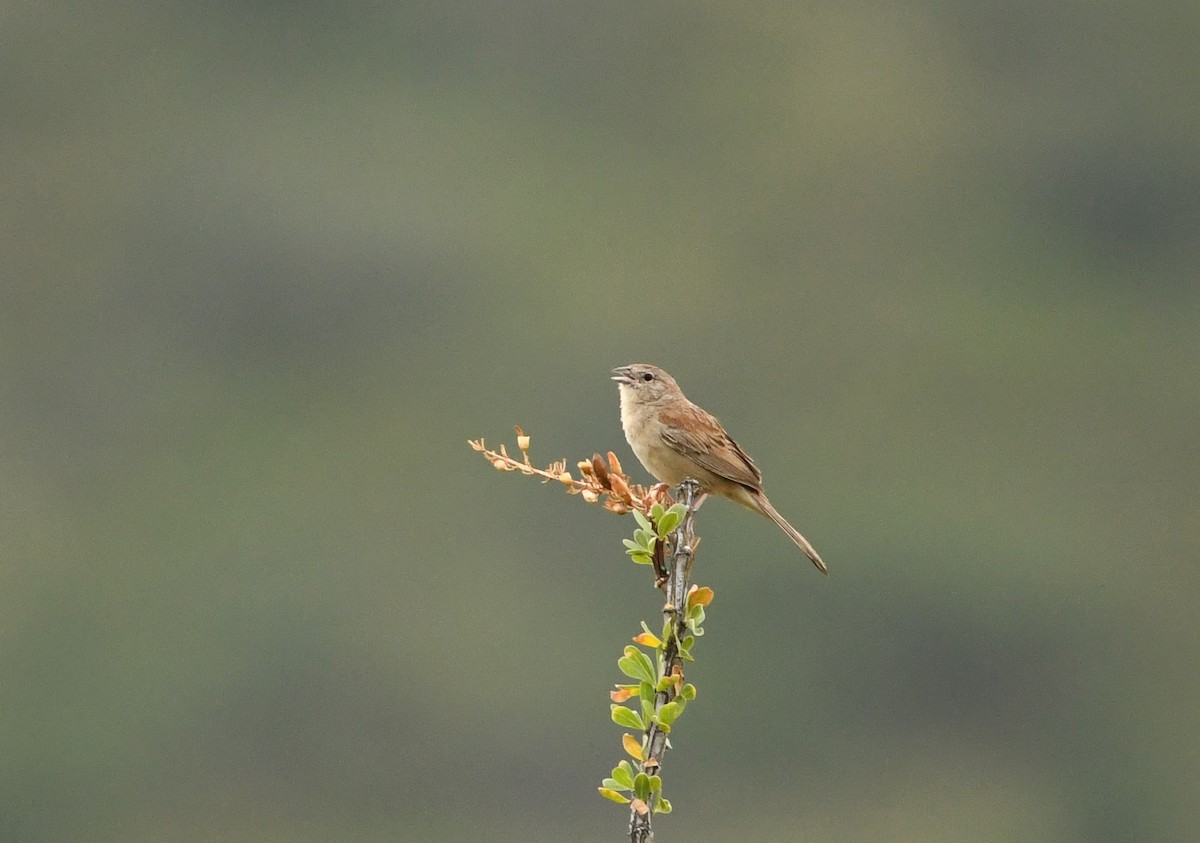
[629,479,701,843]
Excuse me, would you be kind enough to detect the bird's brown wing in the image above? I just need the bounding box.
[658,402,763,489]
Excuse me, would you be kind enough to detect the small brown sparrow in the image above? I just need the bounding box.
[612,364,827,574]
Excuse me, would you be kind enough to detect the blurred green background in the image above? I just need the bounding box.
[4,2,1198,841]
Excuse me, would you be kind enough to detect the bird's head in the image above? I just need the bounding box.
[611,364,681,404]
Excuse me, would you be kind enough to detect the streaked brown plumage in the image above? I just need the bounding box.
[612,363,827,574]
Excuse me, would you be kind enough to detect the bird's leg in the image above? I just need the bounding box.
[673,479,707,511]
[676,479,703,512]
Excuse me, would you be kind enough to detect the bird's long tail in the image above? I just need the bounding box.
[753,493,828,574]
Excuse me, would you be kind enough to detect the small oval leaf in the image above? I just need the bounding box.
[611,705,645,730]
[632,631,662,648]
[599,787,631,804]
[618,656,655,685]
[658,701,682,727]
[622,733,644,761]
[687,586,715,609]
[655,511,680,536]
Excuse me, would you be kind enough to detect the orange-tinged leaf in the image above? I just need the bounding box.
[622,733,644,761]
[687,586,714,609]
[632,631,662,648]
[610,685,636,702]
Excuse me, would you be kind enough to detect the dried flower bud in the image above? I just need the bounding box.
[516,434,530,452]
[558,471,573,485]
[581,489,600,503]
[608,472,632,500]
[607,451,624,475]
[591,454,611,489]
[577,460,594,477]
[492,458,508,470]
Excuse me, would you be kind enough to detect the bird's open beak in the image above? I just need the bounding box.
[611,366,636,384]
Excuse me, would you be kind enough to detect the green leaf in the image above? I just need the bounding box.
[655,510,681,537]
[633,509,652,532]
[629,552,654,565]
[666,503,689,523]
[681,683,697,701]
[611,705,645,730]
[633,772,651,802]
[629,645,656,677]
[616,657,644,682]
[622,539,642,552]
[615,760,634,786]
[633,528,656,549]
[657,701,682,727]
[654,795,673,814]
[599,787,631,804]
[648,775,663,793]
[602,777,629,792]
[639,681,655,701]
[650,502,666,522]
[618,648,655,684]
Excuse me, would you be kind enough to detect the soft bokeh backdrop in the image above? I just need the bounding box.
[4,2,1198,841]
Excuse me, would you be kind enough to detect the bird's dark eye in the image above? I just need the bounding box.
[640,372,654,382]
